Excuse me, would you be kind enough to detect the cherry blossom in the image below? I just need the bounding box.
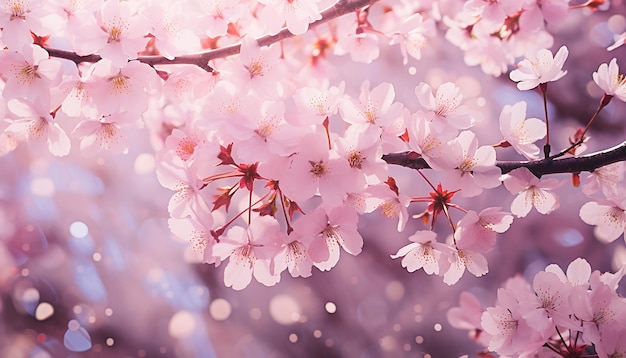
[509,46,569,90]
[579,193,626,243]
[391,230,452,275]
[169,216,219,265]
[4,98,70,157]
[258,0,321,36]
[73,0,149,67]
[272,231,314,278]
[446,291,492,347]
[163,128,206,164]
[228,36,285,97]
[442,244,488,285]
[212,216,283,290]
[438,130,501,197]
[140,3,201,60]
[88,60,162,118]
[0,45,63,101]
[454,207,513,253]
[451,258,626,356]
[365,180,411,232]
[339,81,405,151]
[72,113,133,155]
[279,130,356,207]
[388,13,436,65]
[191,0,242,37]
[498,101,546,160]
[503,167,562,217]
[292,82,345,126]
[0,0,626,350]
[156,161,212,220]
[581,162,624,197]
[593,58,626,102]
[415,81,476,134]
[480,277,545,356]
[293,205,363,272]
[0,0,63,50]
[544,257,592,288]
[334,32,380,64]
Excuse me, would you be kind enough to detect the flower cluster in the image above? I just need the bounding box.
[0,0,624,293]
[448,258,626,357]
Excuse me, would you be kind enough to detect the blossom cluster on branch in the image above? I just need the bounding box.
[1,0,626,355]
[448,258,626,357]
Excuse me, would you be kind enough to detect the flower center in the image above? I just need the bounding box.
[309,160,328,177]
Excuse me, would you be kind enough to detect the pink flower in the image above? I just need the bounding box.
[581,162,624,197]
[544,257,591,288]
[231,36,284,97]
[191,0,242,37]
[168,217,218,265]
[463,37,513,77]
[156,161,212,219]
[212,216,282,290]
[339,81,405,151]
[258,0,321,35]
[140,3,201,60]
[4,98,70,157]
[58,64,99,119]
[228,100,301,163]
[569,275,625,347]
[334,32,380,64]
[163,128,206,164]
[272,232,314,278]
[579,194,626,243]
[509,46,569,90]
[89,60,161,118]
[74,0,149,67]
[279,130,355,207]
[293,205,363,271]
[455,207,513,252]
[443,244,488,285]
[389,13,436,65]
[481,277,545,356]
[447,291,492,347]
[335,128,388,186]
[0,0,63,50]
[415,81,476,134]
[521,271,571,331]
[406,118,448,166]
[0,45,63,101]
[503,167,562,218]
[72,113,135,155]
[593,58,626,102]
[365,182,411,232]
[439,130,501,197]
[391,230,452,275]
[499,101,546,160]
[339,81,404,134]
[292,82,345,126]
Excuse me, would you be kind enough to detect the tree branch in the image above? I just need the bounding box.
[382,141,626,177]
[44,0,380,71]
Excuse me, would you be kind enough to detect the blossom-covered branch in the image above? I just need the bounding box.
[44,0,380,72]
[382,140,626,177]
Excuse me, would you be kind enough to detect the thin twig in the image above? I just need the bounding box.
[382,141,626,178]
[44,0,381,71]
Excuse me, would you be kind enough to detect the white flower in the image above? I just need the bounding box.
[593,58,626,102]
[509,46,569,90]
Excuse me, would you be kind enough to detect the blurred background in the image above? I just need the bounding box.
[1,1,626,357]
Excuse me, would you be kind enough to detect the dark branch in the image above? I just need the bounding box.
[382,141,626,177]
[44,0,380,71]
